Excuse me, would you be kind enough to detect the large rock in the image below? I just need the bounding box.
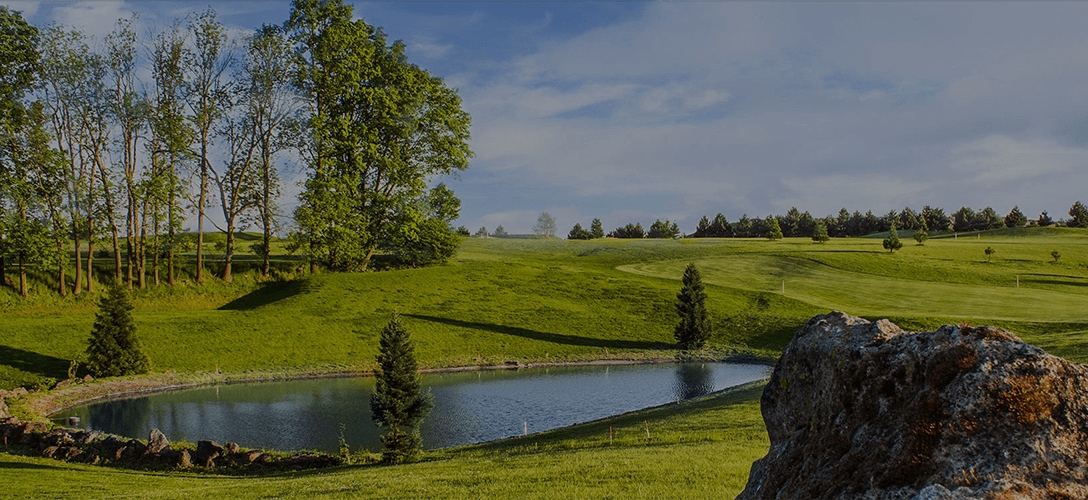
[738,312,1088,500]
[146,428,170,454]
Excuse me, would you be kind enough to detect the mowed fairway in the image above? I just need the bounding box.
[4,228,1088,499]
[621,239,1088,322]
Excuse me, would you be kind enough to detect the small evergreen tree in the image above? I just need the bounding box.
[1039,211,1053,227]
[984,246,995,262]
[883,224,903,253]
[590,218,604,239]
[913,219,929,245]
[811,221,829,243]
[766,217,783,241]
[674,263,712,350]
[371,313,434,463]
[493,225,508,237]
[1051,249,1061,263]
[85,286,150,377]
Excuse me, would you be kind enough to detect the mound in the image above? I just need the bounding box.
[738,312,1088,499]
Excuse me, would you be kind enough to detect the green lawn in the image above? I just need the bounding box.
[4,228,1088,499]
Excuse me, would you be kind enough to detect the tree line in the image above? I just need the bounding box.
[0,0,471,299]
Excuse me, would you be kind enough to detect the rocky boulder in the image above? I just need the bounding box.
[738,312,1088,500]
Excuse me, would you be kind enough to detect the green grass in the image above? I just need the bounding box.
[4,228,1088,499]
[1,382,768,500]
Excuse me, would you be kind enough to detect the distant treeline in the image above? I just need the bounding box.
[567,203,1088,240]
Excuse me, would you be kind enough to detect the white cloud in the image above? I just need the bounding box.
[949,136,1087,185]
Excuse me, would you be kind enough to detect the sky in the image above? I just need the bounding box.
[8,1,1088,235]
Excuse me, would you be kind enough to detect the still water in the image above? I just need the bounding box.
[54,362,769,453]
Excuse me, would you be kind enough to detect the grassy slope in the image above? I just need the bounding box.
[2,383,768,500]
[4,229,1088,498]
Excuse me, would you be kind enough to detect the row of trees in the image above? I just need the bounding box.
[0,0,472,299]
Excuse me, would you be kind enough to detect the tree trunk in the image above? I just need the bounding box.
[196,147,208,284]
[72,234,82,295]
[18,256,27,299]
[222,229,234,283]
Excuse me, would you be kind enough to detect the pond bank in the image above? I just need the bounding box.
[4,349,774,423]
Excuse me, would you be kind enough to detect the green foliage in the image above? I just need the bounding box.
[913,229,928,245]
[1039,211,1053,227]
[567,223,592,240]
[811,221,829,243]
[590,218,604,238]
[288,0,472,271]
[984,246,995,262]
[674,263,712,349]
[493,224,508,237]
[475,226,488,238]
[84,285,150,377]
[370,313,434,463]
[882,224,903,253]
[1070,201,1088,228]
[1051,250,1061,263]
[456,226,470,236]
[765,217,783,241]
[647,219,680,239]
[1005,206,1027,228]
[609,222,645,238]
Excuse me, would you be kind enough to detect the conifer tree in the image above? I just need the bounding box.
[85,286,150,377]
[812,221,830,243]
[590,218,604,239]
[883,223,903,253]
[766,217,783,241]
[370,313,434,463]
[674,263,712,350]
[913,219,929,245]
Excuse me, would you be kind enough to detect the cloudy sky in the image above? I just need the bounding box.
[9,1,1088,234]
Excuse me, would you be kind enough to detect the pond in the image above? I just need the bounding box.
[53,362,769,453]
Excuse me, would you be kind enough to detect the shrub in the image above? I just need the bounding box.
[371,314,434,463]
[674,263,712,350]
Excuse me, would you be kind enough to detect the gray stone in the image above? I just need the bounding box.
[147,428,170,454]
[738,312,1088,500]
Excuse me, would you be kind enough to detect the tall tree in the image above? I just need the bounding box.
[105,16,147,289]
[242,25,295,277]
[532,211,556,238]
[0,5,40,296]
[148,20,191,286]
[674,263,712,350]
[288,0,472,272]
[370,313,434,463]
[186,9,233,283]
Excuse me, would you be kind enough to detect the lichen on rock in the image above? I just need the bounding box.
[738,311,1088,500]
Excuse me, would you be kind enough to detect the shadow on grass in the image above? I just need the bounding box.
[0,460,66,470]
[0,345,69,382]
[219,280,307,310]
[1020,273,1088,288]
[404,314,674,350]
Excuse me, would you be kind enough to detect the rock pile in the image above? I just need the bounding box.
[738,312,1088,500]
[0,418,337,471]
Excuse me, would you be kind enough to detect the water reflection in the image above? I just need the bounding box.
[55,362,769,453]
[675,363,714,400]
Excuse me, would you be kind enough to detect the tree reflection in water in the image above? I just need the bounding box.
[675,363,714,400]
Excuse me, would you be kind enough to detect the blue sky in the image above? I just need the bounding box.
[10,1,1088,234]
